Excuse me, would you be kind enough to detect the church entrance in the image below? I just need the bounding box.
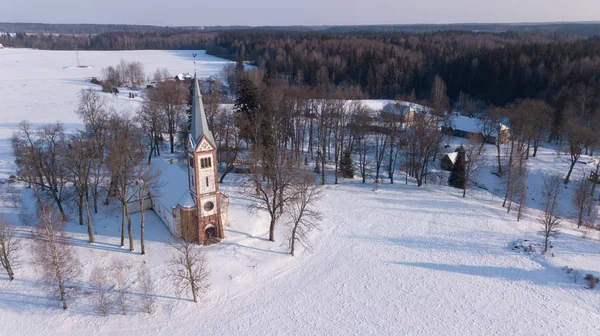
[205,226,216,239]
[203,223,219,245]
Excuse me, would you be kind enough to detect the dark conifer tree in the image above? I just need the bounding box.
[449,146,466,189]
[339,149,354,178]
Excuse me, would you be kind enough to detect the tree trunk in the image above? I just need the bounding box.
[290,222,298,257]
[93,189,99,214]
[140,206,146,255]
[1,248,14,280]
[564,160,577,184]
[78,194,83,225]
[127,204,134,252]
[191,282,198,303]
[120,203,126,247]
[588,163,599,216]
[57,273,67,309]
[84,194,94,244]
[269,217,276,242]
[496,142,503,175]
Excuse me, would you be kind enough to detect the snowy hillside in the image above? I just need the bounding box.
[1,48,599,335]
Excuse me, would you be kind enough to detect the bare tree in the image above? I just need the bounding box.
[349,105,373,183]
[405,112,441,186]
[134,165,163,255]
[112,258,128,315]
[105,114,144,250]
[126,60,145,88]
[167,235,210,303]
[373,130,389,184]
[247,151,295,242]
[462,138,485,198]
[489,106,506,175]
[89,265,109,316]
[562,106,595,184]
[153,68,171,83]
[573,174,592,228]
[138,100,166,164]
[539,174,562,253]
[12,122,69,220]
[148,80,187,153]
[288,172,322,256]
[217,107,243,183]
[63,133,95,243]
[0,216,19,281]
[76,89,109,214]
[34,205,80,309]
[138,264,156,313]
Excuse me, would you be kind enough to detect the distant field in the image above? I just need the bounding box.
[0,48,232,179]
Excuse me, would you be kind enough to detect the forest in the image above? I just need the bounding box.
[2,28,600,109]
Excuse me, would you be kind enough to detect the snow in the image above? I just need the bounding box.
[1,48,600,335]
[450,114,509,136]
[149,158,192,210]
[445,151,459,164]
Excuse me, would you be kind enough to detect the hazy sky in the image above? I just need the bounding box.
[2,0,599,26]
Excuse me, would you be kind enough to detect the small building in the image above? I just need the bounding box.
[0,44,3,49]
[441,152,459,171]
[442,114,510,145]
[175,73,194,83]
[380,103,416,122]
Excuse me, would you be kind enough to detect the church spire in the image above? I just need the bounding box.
[190,75,215,147]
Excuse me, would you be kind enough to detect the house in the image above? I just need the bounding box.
[130,75,229,244]
[441,152,459,171]
[442,113,510,144]
[175,73,193,83]
[380,103,416,122]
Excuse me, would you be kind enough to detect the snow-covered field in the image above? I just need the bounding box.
[1,48,600,335]
[0,48,233,179]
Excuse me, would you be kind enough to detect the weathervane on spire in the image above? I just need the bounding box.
[192,53,198,75]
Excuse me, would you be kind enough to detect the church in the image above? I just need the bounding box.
[144,75,229,244]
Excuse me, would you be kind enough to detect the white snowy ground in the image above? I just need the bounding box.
[0,48,234,179]
[1,164,600,335]
[1,48,600,335]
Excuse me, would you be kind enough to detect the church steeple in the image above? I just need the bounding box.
[190,75,215,147]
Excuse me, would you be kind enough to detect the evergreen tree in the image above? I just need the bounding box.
[339,149,354,178]
[448,146,466,189]
[233,76,260,141]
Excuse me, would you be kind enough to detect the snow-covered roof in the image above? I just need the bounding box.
[450,114,508,136]
[150,158,195,210]
[175,73,193,80]
[445,152,459,164]
[451,115,483,134]
[381,103,414,116]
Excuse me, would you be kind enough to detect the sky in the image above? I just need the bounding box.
[1,0,599,26]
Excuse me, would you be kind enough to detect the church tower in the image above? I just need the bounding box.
[186,75,228,244]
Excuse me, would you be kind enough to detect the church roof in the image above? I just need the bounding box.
[149,158,195,210]
[190,75,215,147]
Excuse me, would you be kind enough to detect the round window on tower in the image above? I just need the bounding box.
[203,201,215,212]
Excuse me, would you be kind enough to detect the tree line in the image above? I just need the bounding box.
[3,29,600,108]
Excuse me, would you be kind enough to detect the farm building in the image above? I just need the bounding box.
[442,113,510,145]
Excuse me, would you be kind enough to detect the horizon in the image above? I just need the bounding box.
[2,0,599,27]
[1,20,600,30]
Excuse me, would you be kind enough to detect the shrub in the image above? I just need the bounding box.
[584,274,599,289]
